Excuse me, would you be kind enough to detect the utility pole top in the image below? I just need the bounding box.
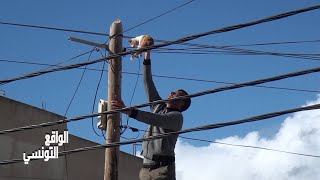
[114,19,121,23]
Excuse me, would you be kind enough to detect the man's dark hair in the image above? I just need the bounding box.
[178,89,191,112]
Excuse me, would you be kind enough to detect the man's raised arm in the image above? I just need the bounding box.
[143,51,162,106]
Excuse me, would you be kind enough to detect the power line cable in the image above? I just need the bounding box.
[63,49,97,117]
[148,46,320,55]
[152,50,320,61]
[2,20,320,57]
[0,49,95,86]
[90,50,108,139]
[127,46,320,61]
[43,0,193,137]
[61,50,97,180]
[0,21,110,37]
[153,38,320,50]
[41,50,96,72]
[2,20,320,49]
[178,136,320,157]
[0,5,320,166]
[0,65,320,135]
[110,0,195,40]
[204,46,320,61]
[1,5,319,86]
[120,57,142,137]
[125,58,141,127]
[123,0,195,34]
[2,10,320,53]
[149,73,320,93]
[1,103,320,165]
[129,127,320,158]
[222,39,320,47]
[152,46,320,57]
[113,0,196,129]
[2,17,320,49]
[1,58,319,94]
[150,43,320,61]
[0,0,195,41]
[61,48,101,180]
[120,126,141,140]
[1,49,94,180]
[3,19,319,53]
[4,42,320,64]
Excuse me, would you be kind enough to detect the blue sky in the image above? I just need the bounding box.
[1,0,319,155]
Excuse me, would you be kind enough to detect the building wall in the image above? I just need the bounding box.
[0,96,142,180]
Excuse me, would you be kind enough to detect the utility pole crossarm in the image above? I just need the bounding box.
[69,37,109,50]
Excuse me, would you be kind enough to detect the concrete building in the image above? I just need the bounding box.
[0,96,142,180]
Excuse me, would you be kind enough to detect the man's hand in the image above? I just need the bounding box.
[111,99,132,116]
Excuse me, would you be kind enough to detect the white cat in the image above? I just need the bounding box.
[129,35,154,61]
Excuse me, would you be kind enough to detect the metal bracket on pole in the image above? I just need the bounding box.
[69,37,110,51]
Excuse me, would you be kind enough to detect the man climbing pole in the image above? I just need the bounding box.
[111,50,191,180]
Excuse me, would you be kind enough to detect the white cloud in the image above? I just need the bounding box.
[176,96,320,180]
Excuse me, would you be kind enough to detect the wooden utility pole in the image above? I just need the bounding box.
[105,19,123,180]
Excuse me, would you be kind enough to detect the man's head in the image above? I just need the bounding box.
[166,89,191,112]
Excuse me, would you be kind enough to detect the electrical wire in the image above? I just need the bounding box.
[3,17,320,49]
[1,5,319,86]
[61,48,97,180]
[2,49,98,180]
[109,0,195,40]
[125,58,141,127]
[0,4,319,167]
[2,10,320,56]
[63,49,96,117]
[0,21,110,37]
[120,57,142,136]
[1,65,320,135]
[2,20,320,59]
[120,126,141,140]
[43,50,96,71]
[222,39,320,47]
[0,49,96,86]
[150,43,320,61]
[1,58,319,94]
[1,103,320,165]
[122,0,195,34]
[152,50,320,61]
[178,136,320,157]
[132,128,320,158]
[0,6,320,138]
[3,18,320,53]
[121,132,140,140]
[0,2,319,169]
[1,0,195,42]
[148,73,320,93]
[2,21,320,50]
[65,0,192,139]
[6,42,320,62]
[152,46,320,57]
[62,48,100,180]
[166,41,320,56]
[127,46,320,61]
[90,50,108,139]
